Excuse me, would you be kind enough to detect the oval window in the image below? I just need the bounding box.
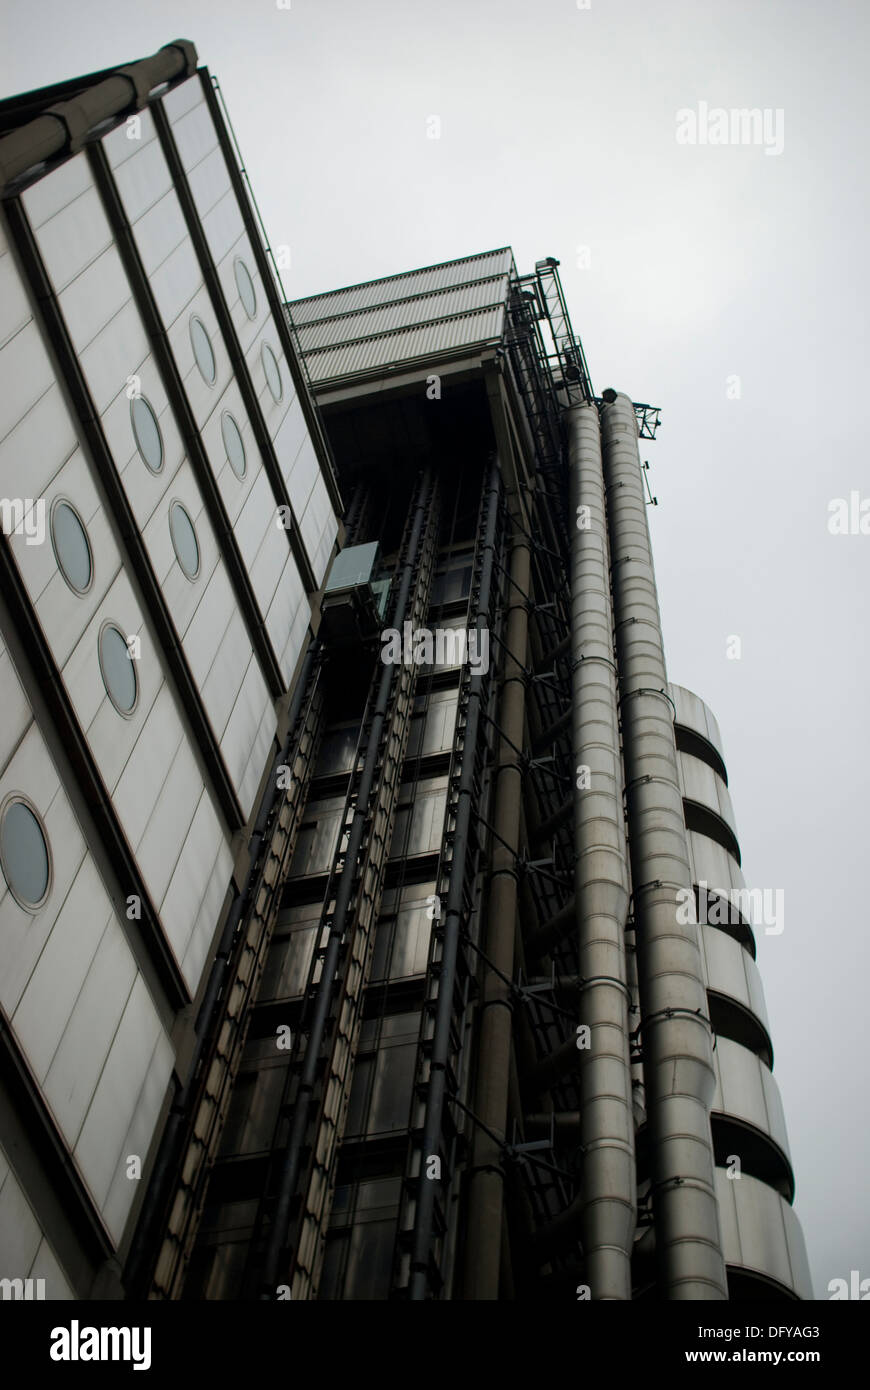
[234,256,257,320]
[0,796,51,911]
[50,499,93,594]
[99,622,138,716]
[190,315,216,386]
[262,343,283,404]
[169,501,200,580]
[221,411,246,480]
[130,395,164,473]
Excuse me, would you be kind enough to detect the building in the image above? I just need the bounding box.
[0,42,810,1302]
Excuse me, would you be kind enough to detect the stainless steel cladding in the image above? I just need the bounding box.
[715,1170,812,1298]
[600,390,728,1300]
[294,278,509,353]
[668,681,808,1294]
[565,402,636,1299]
[288,251,515,387]
[289,248,515,324]
[299,308,507,386]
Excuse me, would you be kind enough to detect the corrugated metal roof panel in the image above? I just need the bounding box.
[289,248,514,325]
[304,305,505,383]
[295,276,508,352]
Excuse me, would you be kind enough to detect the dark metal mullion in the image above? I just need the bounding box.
[87,139,286,707]
[150,96,318,596]
[198,68,343,526]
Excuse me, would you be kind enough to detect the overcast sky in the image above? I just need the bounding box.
[2,0,868,1301]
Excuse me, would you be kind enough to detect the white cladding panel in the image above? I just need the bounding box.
[107,124,174,217]
[20,153,276,822]
[0,1147,74,1297]
[0,226,31,349]
[162,79,337,591]
[0,655,173,1247]
[2,185,234,987]
[103,125,281,789]
[160,71,203,123]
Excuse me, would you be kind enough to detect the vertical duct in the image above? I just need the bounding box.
[600,391,727,1300]
[463,494,530,1300]
[565,403,636,1299]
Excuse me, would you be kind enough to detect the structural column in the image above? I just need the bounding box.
[464,489,530,1300]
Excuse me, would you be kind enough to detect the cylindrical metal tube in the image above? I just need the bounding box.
[565,402,636,1300]
[0,42,195,189]
[463,507,530,1300]
[600,390,727,1300]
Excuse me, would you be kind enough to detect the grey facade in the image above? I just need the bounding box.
[0,43,809,1301]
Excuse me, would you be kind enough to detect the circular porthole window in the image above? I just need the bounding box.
[99,621,139,716]
[261,343,283,404]
[0,794,51,912]
[189,315,216,386]
[169,501,200,580]
[130,395,164,474]
[50,498,93,595]
[234,256,257,320]
[221,411,246,480]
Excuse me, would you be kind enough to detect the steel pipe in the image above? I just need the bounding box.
[0,42,196,190]
[565,402,636,1300]
[601,390,727,1300]
[463,494,530,1300]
